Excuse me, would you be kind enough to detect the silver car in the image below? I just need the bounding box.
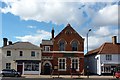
[0,69,21,77]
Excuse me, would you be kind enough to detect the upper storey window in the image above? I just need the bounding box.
[71,41,78,51]
[44,46,50,51]
[31,51,35,57]
[106,55,112,61]
[59,40,66,51]
[7,51,11,56]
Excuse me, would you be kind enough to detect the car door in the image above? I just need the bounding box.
[11,69,16,77]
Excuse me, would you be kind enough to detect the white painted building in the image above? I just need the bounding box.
[0,38,41,75]
[85,36,120,75]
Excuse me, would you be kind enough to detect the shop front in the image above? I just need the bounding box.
[16,60,41,75]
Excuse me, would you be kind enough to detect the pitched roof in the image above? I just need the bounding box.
[85,42,120,56]
[2,42,40,50]
[54,23,84,40]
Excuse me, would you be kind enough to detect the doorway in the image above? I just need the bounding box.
[17,62,23,74]
[44,63,51,75]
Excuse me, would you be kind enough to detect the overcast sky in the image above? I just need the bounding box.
[0,0,119,54]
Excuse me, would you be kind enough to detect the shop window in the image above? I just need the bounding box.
[104,66,111,73]
[24,62,39,71]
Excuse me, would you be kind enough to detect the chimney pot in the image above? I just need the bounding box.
[3,38,8,47]
[9,41,12,45]
[51,27,54,39]
[112,36,117,44]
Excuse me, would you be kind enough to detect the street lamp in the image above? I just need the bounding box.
[86,29,91,78]
[87,29,91,53]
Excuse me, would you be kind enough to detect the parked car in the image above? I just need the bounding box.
[115,71,120,79]
[0,69,21,77]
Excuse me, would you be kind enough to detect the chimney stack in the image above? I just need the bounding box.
[3,38,8,47]
[112,36,117,44]
[51,27,54,39]
[9,41,12,45]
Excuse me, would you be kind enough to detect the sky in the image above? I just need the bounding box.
[0,0,119,54]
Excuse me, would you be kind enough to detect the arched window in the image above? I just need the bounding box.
[59,40,65,51]
[71,41,78,51]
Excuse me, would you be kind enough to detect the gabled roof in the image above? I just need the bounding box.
[54,23,84,40]
[85,42,120,56]
[2,42,40,50]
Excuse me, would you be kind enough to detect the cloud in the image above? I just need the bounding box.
[1,0,118,27]
[94,26,110,36]
[91,5,118,26]
[83,26,119,52]
[16,30,51,46]
[1,0,119,53]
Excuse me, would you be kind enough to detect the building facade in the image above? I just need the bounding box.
[0,38,41,75]
[84,36,120,75]
[41,24,84,75]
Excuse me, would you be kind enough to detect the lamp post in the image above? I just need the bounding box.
[86,29,91,78]
[87,29,91,53]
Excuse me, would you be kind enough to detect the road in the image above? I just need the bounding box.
[0,77,118,80]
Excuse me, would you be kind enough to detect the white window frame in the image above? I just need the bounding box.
[106,55,112,61]
[71,57,79,71]
[103,65,111,73]
[44,46,50,51]
[24,62,39,71]
[58,58,66,71]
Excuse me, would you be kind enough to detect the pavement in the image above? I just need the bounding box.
[22,75,116,79]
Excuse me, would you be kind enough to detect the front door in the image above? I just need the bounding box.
[17,62,23,74]
[44,63,51,75]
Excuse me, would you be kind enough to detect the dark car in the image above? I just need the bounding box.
[115,71,120,79]
[0,69,21,77]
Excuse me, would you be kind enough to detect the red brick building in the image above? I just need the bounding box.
[40,24,84,75]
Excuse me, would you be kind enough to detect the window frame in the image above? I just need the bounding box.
[59,40,66,51]
[6,63,11,69]
[106,55,112,61]
[58,58,66,71]
[71,58,79,71]
[44,46,50,51]
[31,51,36,57]
[24,62,39,71]
[19,51,23,57]
[71,41,78,51]
[7,50,11,57]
